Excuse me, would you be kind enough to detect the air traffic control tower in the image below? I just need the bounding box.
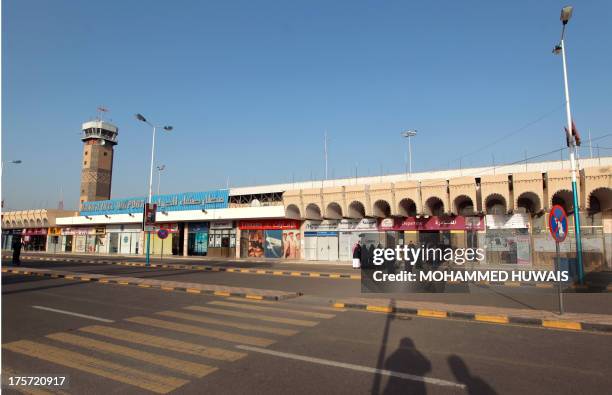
[79,119,118,206]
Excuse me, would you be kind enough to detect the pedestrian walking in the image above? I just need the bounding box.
[12,235,22,266]
[352,242,361,269]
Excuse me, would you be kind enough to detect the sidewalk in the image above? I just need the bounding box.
[333,297,612,333]
[2,266,298,301]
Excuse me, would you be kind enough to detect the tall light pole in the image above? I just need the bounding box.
[1,160,22,209]
[553,5,583,284]
[135,113,173,267]
[401,130,417,176]
[156,165,166,196]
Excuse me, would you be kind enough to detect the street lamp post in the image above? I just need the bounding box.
[401,130,417,176]
[1,160,23,209]
[156,165,166,196]
[553,6,583,284]
[135,114,173,267]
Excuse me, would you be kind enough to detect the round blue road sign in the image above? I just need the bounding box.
[548,204,568,243]
[157,229,169,240]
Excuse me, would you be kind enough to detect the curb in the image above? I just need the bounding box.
[3,255,360,281]
[2,267,297,301]
[331,301,612,333]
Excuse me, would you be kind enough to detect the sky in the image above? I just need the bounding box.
[2,1,612,210]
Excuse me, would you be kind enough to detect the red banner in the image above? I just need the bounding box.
[378,216,484,231]
[238,219,300,230]
[23,228,48,236]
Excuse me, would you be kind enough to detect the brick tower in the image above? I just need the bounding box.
[79,119,118,207]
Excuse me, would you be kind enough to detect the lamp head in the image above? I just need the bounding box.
[135,113,147,123]
[401,130,418,138]
[163,126,173,131]
[560,6,573,25]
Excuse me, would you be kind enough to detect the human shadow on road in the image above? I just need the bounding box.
[381,337,432,395]
[448,354,497,395]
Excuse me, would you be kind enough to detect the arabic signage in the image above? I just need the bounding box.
[238,220,300,230]
[338,218,378,231]
[61,227,96,235]
[23,228,48,236]
[378,216,485,231]
[304,220,340,232]
[80,190,229,215]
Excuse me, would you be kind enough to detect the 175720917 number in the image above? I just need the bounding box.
[5,376,69,388]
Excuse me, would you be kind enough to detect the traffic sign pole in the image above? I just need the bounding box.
[555,241,564,315]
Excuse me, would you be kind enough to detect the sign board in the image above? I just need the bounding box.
[485,214,529,229]
[157,229,169,239]
[548,205,568,243]
[80,190,229,215]
[143,203,157,230]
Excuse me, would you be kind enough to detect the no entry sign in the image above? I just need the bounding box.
[548,205,568,243]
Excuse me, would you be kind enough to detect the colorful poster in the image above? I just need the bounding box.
[264,230,283,258]
[282,230,301,259]
[248,230,265,257]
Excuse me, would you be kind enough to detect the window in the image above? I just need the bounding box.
[103,152,108,156]
[84,161,87,165]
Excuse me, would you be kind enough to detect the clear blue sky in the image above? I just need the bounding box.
[2,1,611,210]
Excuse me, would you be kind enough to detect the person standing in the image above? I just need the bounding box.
[12,235,22,266]
[352,242,361,269]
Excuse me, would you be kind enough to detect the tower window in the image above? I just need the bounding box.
[84,161,87,165]
[103,152,108,156]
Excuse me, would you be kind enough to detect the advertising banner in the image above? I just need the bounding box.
[264,229,283,258]
[247,230,264,257]
[282,229,301,259]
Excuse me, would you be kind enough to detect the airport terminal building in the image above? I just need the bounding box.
[3,157,611,271]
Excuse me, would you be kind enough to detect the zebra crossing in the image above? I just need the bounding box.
[3,297,343,394]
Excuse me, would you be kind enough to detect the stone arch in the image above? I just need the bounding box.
[373,200,391,218]
[348,200,366,219]
[305,203,322,220]
[588,187,612,213]
[36,219,43,226]
[551,189,574,215]
[516,192,542,215]
[11,220,17,227]
[453,195,475,216]
[325,202,343,219]
[285,204,301,219]
[485,193,507,215]
[397,198,417,217]
[424,196,445,216]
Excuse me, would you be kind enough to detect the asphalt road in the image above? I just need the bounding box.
[2,271,612,395]
[6,254,612,315]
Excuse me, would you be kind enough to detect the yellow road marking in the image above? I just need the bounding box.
[185,306,319,327]
[256,270,267,274]
[505,282,521,287]
[417,309,447,318]
[118,281,129,285]
[542,320,582,330]
[208,301,335,319]
[81,278,91,281]
[64,275,74,279]
[214,291,230,297]
[47,332,217,378]
[366,305,393,313]
[272,271,284,276]
[186,288,201,294]
[79,325,245,361]
[157,311,298,336]
[329,274,341,279]
[536,283,554,288]
[290,272,301,276]
[138,284,151,288]
[125,316,274,347]
[333,303,345,309]
[349,275,360,280]
[246,294,263,300]
[474,314,509,324]
[226,297,347,312]
[161,286,174,291]
[3,340,188,394]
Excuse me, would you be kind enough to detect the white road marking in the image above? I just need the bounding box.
[235,345,465,389]
[32,306,115,323]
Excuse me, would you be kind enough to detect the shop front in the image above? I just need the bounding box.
[23,228,48,251]
[239,220,300,259]
[61,227,104,253]
[107,224,142,255]
[149,223,182,256]
[208,221,236,258]
[484,214,530,265]
[303,220,339,261]
[338,218,379,262]
[1,229,23,251]
[47,227,62,253]
[187,222,209,256]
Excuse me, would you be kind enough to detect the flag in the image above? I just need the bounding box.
[564,120,581,147]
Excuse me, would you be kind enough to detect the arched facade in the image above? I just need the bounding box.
[453,195,475,216]
[485,193,507,215]
[516,192,542,215]
[424,196,445,216]
[397,198,417,217]
[285,204,301,219]
[305,203,322,220]
[348,200,366,219]
[372,200,391,218]
[551,189,574,214]
[325,202,343,219]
